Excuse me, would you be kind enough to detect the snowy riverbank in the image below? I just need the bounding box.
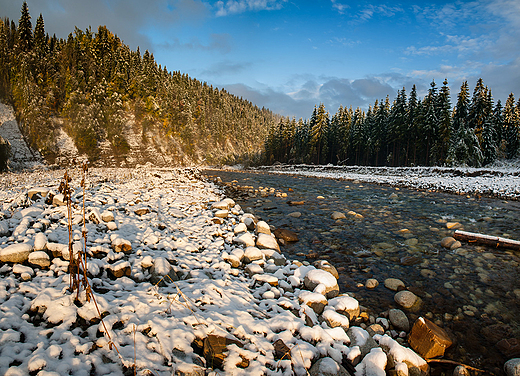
[251,163,520,201]
[0,166,518,376]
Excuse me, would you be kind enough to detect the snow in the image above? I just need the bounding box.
[0,165,442,376]
[256,163,520,200]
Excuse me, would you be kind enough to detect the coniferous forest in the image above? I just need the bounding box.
[264,80,520,168]
[0,3,276,166]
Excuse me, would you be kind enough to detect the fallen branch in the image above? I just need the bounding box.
[454,230,520,251]
[426,358,494,375]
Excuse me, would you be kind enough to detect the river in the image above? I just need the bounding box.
[204,168,520,374]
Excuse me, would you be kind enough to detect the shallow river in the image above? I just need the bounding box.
[204,169,520,374]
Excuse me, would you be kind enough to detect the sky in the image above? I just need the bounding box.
[1,0,520,119]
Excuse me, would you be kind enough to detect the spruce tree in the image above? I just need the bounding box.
[18,2,32,51]
[503,93,520,159]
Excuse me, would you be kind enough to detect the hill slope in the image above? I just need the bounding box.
[0,8,276,169]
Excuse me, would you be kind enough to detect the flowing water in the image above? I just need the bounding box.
[204,169,520,374]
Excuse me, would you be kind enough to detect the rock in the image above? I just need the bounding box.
[389,309,410,332]
[233,222,247,234]
[450,241,462,250]
[112,237,132,253]
[46,242,67,258]
[256,221,271,235]
[453,366,470,376]
[0,220,9,236]
[497,338,520,358]
[313,260,339,279]
[309,357,351,376]
[481,324,513,345]
[223,254,241,268]
[253,274,278,286]
[273,338,291,360]
[394,291,419,309]
[245,263,263,277]
[106,222,118,231]
[27,187,50,200]
[408,317,453,358]
[400,256,421,266]
[203,334,246,369]
[134,207,151,216]
[347,326,378,358]
[365,278,379,289]
[28,251,51,268]
[441,237,456,248]
[273,228,299,242]
[141,255,154,269]
[150,257,178,285]
[446,222,462,230]
[504,358,520,376]
[13,264,34,277]
[385,278,405,291]
[52,193,66,206]
[256,233,280,251]
[88,208,103,224]
[101,211,115,222]
[33,233,48,251]
[212,200,231,210]
[328,295,360,320]
[214,209,229,218]
[298,291,328,314]
[304,269,339,298]
[0,243,33,263]
[322,308,350,330]
[331,211,346,220]
[288,212,302,218]
[367,324,385,336]
[233,232,255,248]
[107,261,131,279]
[404,238,418,246]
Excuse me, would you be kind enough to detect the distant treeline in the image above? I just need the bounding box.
[0,3,276,164]
[264,79,520,167]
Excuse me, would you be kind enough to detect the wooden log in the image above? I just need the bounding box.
[453,230,520,251]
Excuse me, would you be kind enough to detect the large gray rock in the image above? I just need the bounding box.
[394,290,419,309]
[389,309,410,332]
[505,359,520,376]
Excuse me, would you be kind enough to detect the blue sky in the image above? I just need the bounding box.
[2,0,520,119]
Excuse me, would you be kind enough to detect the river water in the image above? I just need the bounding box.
[203,169,520,374]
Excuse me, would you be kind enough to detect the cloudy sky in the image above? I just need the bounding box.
[2,0,520,119]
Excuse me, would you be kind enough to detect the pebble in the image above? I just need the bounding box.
[384,278,405,291]
[394,290,419,309]
[388,309,410,332]
[365,278,379,289]
[331,211,346,220]
[288,212,302,218]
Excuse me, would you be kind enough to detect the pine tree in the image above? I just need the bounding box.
[18,2,32,51]
[311,103,329,164]
[436,79,451,164]
[503,93,520,159]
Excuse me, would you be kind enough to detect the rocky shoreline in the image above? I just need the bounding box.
[0,166,519,376]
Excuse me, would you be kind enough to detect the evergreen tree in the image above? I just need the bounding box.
[503,93,520,159]
[18,2,32,51]
[435,79,451,164]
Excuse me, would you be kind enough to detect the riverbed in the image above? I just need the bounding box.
[204,168,520,374]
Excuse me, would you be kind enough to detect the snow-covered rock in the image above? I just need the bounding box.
[0,242,33,263]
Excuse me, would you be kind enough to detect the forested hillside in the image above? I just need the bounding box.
[0,3,276,167]
[265,79,520,167]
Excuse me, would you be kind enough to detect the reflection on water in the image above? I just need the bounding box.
[204,169,520,374]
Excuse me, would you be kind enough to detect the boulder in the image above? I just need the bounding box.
[384,278,405,291]
[347,326,378,358]
[28,251,51,268]
[365,278,379,289]
[256,233,280,251]
[211,200,231,210]
[505,359,520,376]
[309,357,351,376]
[328,295,360,320]
[394,291,420,309]
[243,246,263,263]
[245,263,263,277]
[313,260,339,279]
[273,339,291,360]
[388,309,410,332]
[0,243,33,263]
[107,261,131,279]
[256,221,271,235]
[497,338,520,358]
[0,220,9,236]
[441,237,456,248]
[33,233,48,251]
[134,207,151,216]
[408,317,453,358]
[298,291,328,314]
[150,257,178,285]
[233,233,255,248]
[304,269,339,298]
[273,228,299,242]
[322,308,350,330]
[233,222,247,234]
[101,211,115,222]
[112,237,132,253]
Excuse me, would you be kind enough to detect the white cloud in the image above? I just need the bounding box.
[214,0,287,16]
[331,0,349,15]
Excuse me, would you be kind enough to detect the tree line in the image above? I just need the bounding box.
[0,2,276,166]
[264,79,520,167]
